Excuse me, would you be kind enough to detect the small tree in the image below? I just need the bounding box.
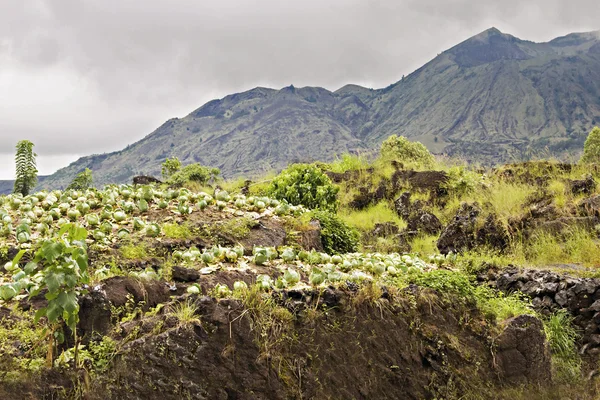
[581,127,600,164]
[379,135,435,167]
[66,168,93,191]
[267,164,339,212]
[13,140,38,196]
[162,157,182,180]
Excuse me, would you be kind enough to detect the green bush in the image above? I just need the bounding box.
[379,135,435,167]
[67,168,93,191]
[581,126,600,164]
[443,166,485,196]
[161,157,181,180]
[267,164,339,212]
[311,210,359,254]
[168,163,220,187]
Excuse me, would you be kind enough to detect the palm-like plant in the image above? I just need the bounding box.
[13,140,38,196]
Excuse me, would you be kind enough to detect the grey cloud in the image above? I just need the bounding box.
[0,0,598,174]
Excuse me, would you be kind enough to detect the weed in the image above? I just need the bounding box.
[339,202,406,232]
[162,223,193,239]
[169,299,201,325]
[119,243,149,259]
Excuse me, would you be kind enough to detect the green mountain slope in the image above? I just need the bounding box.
[39,28,600,189]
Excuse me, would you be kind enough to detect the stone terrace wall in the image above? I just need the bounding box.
[480,268,600,354]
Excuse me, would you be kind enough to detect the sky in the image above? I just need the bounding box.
[0,0,598,179]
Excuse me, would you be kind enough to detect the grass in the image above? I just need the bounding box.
[119,243,149,259]
[328,153,370,174]
[339,202,406,232]
[162,222,193,239]
[169,299,201,325]
[215,217,256,240]
[515,229,600,267]
[544,310,582,383]
[410,234,438,256]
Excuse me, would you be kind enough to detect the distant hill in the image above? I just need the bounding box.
[0,176,50,195]
[39,27,600,189]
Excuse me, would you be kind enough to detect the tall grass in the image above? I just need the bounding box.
[328,153,370,173]
[339,202,406,232]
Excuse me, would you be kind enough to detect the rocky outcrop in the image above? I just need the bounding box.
[495,315,552,384]
[437,203,480,254]
[132,175,162,185]
[579,194,600,218]
[394,192,443,235]
[569,175,596,195]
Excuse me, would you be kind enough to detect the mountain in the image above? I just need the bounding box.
[39,28,600,189]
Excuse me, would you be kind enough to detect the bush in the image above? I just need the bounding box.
[67,168,93,191]
[161,157,181,180]
[581,126,600,164]
[311,210,359,254]
[168,163,220,187]
[267,164,339,212]
[379,135,435,167]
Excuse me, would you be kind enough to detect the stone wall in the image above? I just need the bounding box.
[480,268,600,354]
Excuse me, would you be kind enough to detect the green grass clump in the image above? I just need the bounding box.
[518,229,600,267]
[328,153,370,173]
[120,243,149,259]
[217,217,256,240]
[162,223,193,239]
[474,286,535,322]
[483,181,535,222]
[410,235,438,256]
[339,202,406,232]
[544,310,582,383]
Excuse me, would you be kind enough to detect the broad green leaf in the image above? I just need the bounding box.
[41,242,63,262]
[24,261,38,274]
[45,272,64,293]
[46,301,62,323]
[57,291,78,313]
[34,307,47,323]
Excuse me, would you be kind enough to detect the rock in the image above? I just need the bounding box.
[394,192,412,220]
[391,170,449,196]
[573,280,599,295]
[371,222,400,237]
[436,202,481,254]
[297,220,324,251]
[569,175,596,195]
[476,214,509,251]
[588,334,600,346]
[133,175,162,185]
[172,266,200,282]
[394,192,443,235]
[495,315,552,384]
[579,194,600,218]
[408,211,443,235]
[536,216,598,235]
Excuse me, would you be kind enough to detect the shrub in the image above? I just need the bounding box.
[311,210,359,254]
[379,135,435,167]
[168,163,220,187]
[161,157,181,180]
[267,164,339,212]
[328,153,370,173]
[443,166,485,196]
[580,126,600,164]
[67,168,93,191]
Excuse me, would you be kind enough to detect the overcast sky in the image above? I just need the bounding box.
[0,0,598,179]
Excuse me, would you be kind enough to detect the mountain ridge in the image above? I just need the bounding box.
[37,27,600,190]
